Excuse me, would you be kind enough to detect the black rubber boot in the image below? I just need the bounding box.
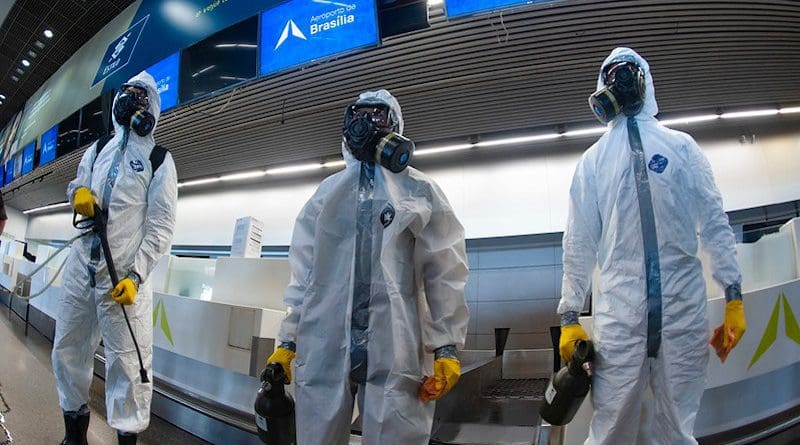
[117,432,137,445]
[59,404,89,445]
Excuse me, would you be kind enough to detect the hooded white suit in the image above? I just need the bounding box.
[52,71,178,433]
[558,48,741,444]
[277,90,469,444]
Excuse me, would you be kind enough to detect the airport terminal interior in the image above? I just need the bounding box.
[0,0,799,444]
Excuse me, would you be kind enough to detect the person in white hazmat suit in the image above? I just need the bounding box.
[266,89,469,444]
[52,71,178,445]
[557,47,747,444]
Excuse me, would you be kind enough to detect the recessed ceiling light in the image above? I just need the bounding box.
[27,50,37,58]
[43,29,53,38]
[0,94,5,100]
[34,40,45,49]
[11,75,19,82]
[15,68,24,75]
[21,59,30,67]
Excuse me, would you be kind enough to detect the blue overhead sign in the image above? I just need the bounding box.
[445,0,542,17]
[4,158,13,185]
[259,0,379,76]
[93,15,150,86]
[21,142,35,175]
[40,124,58,167]
[146,52,180,111]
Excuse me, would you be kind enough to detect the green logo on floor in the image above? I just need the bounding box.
[153,299,174,346]
[749,292,800,369]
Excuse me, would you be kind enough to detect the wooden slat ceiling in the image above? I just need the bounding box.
[5,0,800,211]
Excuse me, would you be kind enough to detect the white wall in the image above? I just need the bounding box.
[4,206,28,240]
[24,128,800,245]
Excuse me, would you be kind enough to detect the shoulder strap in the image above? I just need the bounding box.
[90,134,114,173]
[149,145,168,179]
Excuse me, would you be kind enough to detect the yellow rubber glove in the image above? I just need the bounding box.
[711,300,746,362]
[267,347,296,383]
[73,187,96,217]
[419,357,461,402]
[560,324,589,363]
[111,278,137,305]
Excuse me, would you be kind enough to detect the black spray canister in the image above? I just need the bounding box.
[539,340,595,425]
[254,363,296,445]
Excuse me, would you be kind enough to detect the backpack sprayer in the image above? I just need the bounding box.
[11,204,148,383]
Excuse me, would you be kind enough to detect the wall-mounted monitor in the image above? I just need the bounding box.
[179,16,258,103]
[21,141,36,176]
[445,0,541,18]
[56,110,81,158]
[259,0,379,76]
[80,96,104,149]
[379,0,429,38]
[40,124,58,167]
[3,159,12,185]
[147,52,180,112]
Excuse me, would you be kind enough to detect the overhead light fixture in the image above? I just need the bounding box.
[475,133,560,148]
[27,50,37,58]
[23,202,71,215]
[659,114,719,126]
[562,126,606,137]
[34,40,45,49]
[43,29,54,38]
[721,109,779,119]
[15,68,24,75]
[191,65,216,77]
[779,106,800,114]
[415,143,475,157]
[177,177,221,188]
[215,43,257,48]
[21,59,30,67]
[219,75,248,81]
[323,160,346,168]
[11,75,19,82]
[0,94,5,100]
[266,163,323,175]
[219,170,266,181]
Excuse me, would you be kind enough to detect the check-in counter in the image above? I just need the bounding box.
[563,218,800,444]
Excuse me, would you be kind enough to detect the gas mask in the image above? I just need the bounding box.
[342,103,414,173]
[113,85,155,137]
[588,60,646,124]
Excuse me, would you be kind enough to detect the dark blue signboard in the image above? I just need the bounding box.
[445,0,541,17]
[21,141,35,175]
[146,52,180,111]
[4,158,13,185]
[93,15,150,86]
[40,124,58,167]
[259,0,379,76]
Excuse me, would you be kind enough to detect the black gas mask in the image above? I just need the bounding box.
[113,85,155,137]
[589,60,646,124]
[342,102,414,173]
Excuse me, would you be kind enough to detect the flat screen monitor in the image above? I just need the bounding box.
[21,141,36,175]
[379,0,429,38]
[179,16,258,103]
[2,160,10,185]
[80,96,104,149]
[445,0,541,17]
[56,110,81,158]
[40,124,58,167]
[147,52,180,112]
[259,0,379,76]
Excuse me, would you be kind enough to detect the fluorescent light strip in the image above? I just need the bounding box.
[266,163,323,175]
[323,160,346,168]
[562,127,607,137]
[415,144,474,157]
[721,109,779,119]
[23,202,70,215]
[476,133,560,147]
[178,177,220,188]
[220,170,266,181]
[659,114,720,126]
[779,106,800,114]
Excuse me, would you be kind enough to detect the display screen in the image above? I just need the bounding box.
[179,16,258,103]
[259,0,379,76]
[40,124,59,167]
[80,96,105,149]
[445,0,541,17]
[21,141,36,175]
[147,52,180,111]
[3,159,12,185]
[56,110,81,158]
[379,0,429,38]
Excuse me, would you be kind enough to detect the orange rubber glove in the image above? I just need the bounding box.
[419,357,461,402]
[560,324,589,363]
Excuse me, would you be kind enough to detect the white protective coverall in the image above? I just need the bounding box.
[558,48,741,444]
[277,90,469,445]
[52,71,178,433]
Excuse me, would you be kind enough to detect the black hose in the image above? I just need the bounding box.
[73,206,149,383]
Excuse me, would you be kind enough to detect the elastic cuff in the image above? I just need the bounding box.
[725,283,742,302]
[434,345,458,360]
[279,341,296,352]
[560,311,579,326]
